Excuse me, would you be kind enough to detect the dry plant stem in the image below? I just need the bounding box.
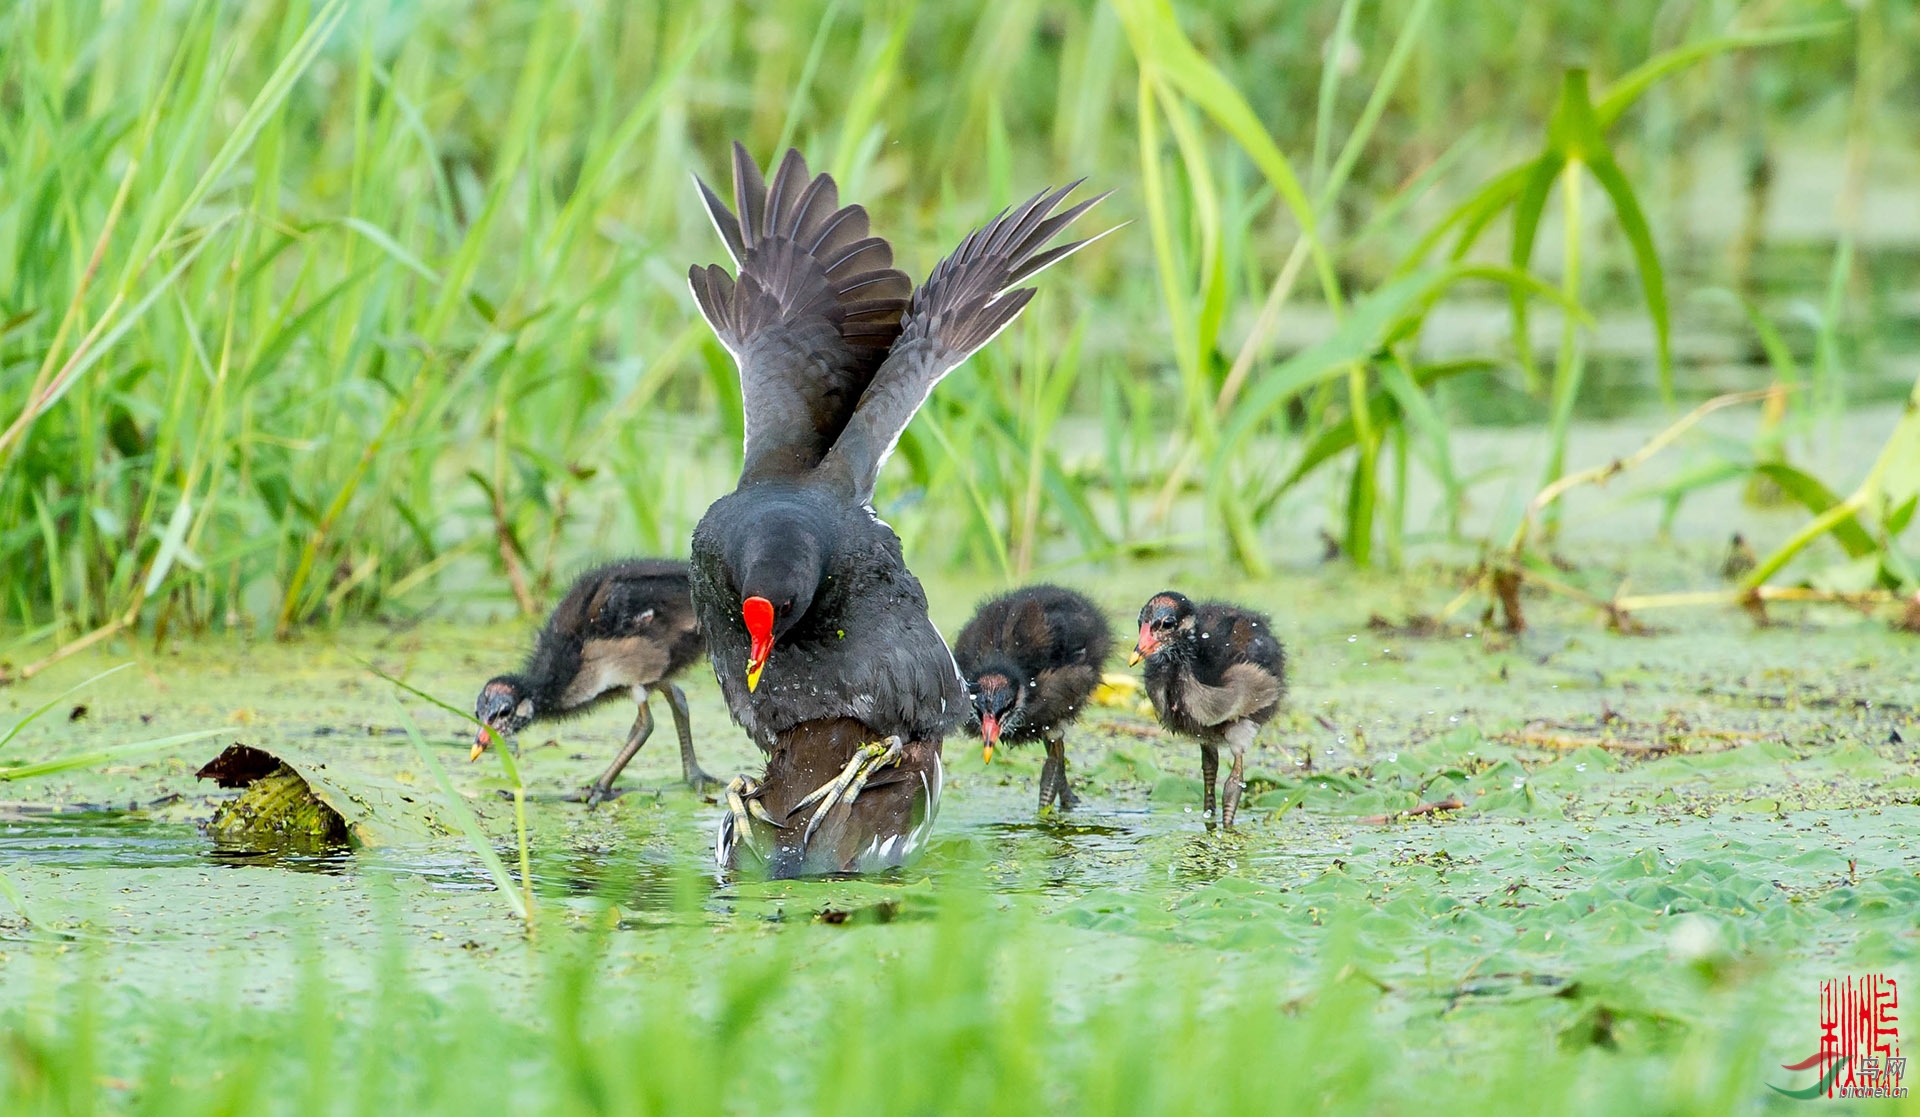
[1613,586,1895,613]
[492,488,537,617]
[1496,731,1673,753]
[1360,797,1463,824]
[13,602,143,683]
[275,397,405,638]
[0,160,140,468]
[1508,387,1779,552]
[1216,237,1312,421]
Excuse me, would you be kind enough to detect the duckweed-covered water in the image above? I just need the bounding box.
[0,545,1916,1111]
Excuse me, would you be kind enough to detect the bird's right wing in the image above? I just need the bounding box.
[818,183,1111,502]
[688,144,911,483]
[1031,663,1101,716]
[1178,663,1281,727]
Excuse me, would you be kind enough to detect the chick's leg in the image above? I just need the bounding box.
[1221,720,1254,830]
[663,683,717,791]
[1200,743,1220,828]
[584,695,654,810]
[1045,733,1078,811]
[1036,749,1059,813]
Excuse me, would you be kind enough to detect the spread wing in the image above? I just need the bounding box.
[819,182,1111,502]
[688,144,911,483]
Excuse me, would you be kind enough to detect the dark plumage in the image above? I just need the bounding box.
[688,144,1105,876]
[951,584,1111,812]
[1129,591,1286,829]
[474,560,710,807]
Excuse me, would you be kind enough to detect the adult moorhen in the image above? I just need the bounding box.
[474,559,711,807]
[952,584,1111,812]
[687,143,1105,875]
[1129,591,1286,829]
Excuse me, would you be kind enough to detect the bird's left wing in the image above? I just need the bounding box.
[689,144,911,483]
[818,183,1112,502]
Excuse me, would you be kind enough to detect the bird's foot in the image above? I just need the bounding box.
[684,766,723,794]
[579,782,637,810]
[727,775,778,828]
[795,736,903,848]
[723,775,779,854]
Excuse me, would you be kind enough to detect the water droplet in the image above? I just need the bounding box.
[1347,634,1358,643]
[1574,763,1587,772]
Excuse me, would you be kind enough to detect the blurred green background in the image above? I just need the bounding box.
[1,0,1915,658]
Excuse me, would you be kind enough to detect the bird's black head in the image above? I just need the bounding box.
[1129,590,1196,666]
[724,506,829,692]
[966,657,1030,762]
[475,676,536,748]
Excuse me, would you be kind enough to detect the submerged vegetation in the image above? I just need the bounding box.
[0,0,1914,661]
[2,597,1918,1112]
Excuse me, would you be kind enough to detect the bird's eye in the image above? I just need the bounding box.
[779,598,794,614]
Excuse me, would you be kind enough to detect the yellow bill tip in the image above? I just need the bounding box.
[468,741,486,763]
[982,744,994,765]
[746,664,763,693]
[1127,648,1143,666]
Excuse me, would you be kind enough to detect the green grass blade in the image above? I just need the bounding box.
[360,660,523,787]
[0,864,41,927]
[1216,269,1439,462]
[1264,359,1489,506]
[775,0,843,154]
[121,0,350,289]
[1112,0,1318,246]
[1441,264,1597,329]
[332,218,443,285]
[0,729,225,781]
[1314,0,1433,215]
[1378,354,1458,502]
[141,495,195,598]
[1357,124,1485,248]
[1753,464,1876,557]
[1393,161,1529,269]
[1595,22,1848,130]
[1586,152,1672,403]
[0,663,134,751]
[1506,154,1562,392]
[1734,296,1802,390]
[392,699,529,923]
[1309,0,1361,194]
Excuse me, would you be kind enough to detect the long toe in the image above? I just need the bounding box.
[800,738,902,848]
[582,783,637,810]
[685,767,722,794]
